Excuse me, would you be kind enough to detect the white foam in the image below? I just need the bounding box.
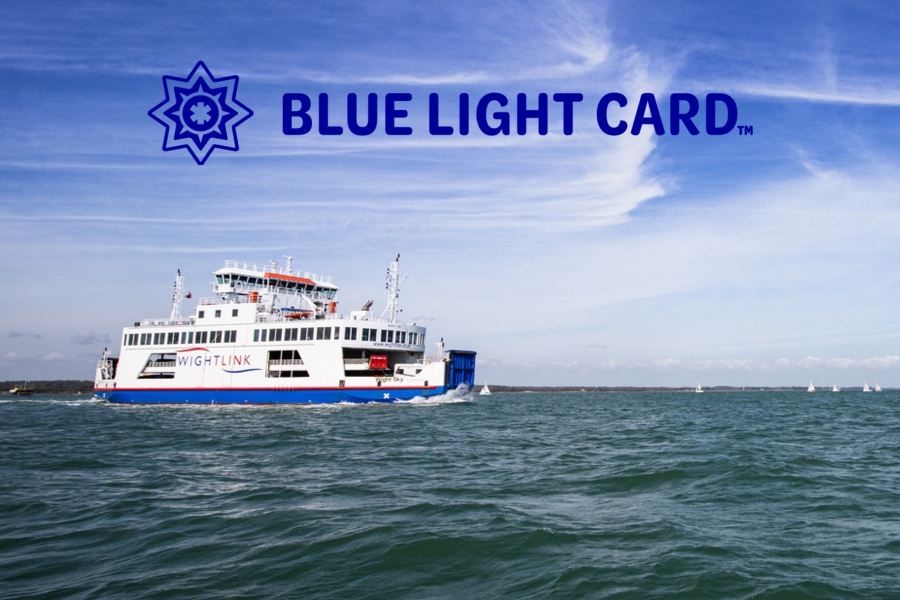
[395,385,473,405]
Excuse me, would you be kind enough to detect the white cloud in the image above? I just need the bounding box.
[7,331,41,339]
[43,353,65,362]
[71,330,111,345]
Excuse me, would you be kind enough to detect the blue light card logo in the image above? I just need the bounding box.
[149,61,253,165]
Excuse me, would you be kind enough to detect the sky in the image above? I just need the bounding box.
[2,0,900,387]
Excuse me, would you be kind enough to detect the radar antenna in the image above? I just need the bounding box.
[170,269,185,321]
[381,254,408,323]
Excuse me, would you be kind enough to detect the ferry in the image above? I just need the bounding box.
[94,256,476,404]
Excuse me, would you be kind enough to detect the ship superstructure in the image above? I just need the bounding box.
[94,256,476,404]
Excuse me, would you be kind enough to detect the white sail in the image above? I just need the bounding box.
[695,383,703,393]
[863,381,872,392]
[479,381,491,396]
[875,383,882,392]
[807,381,815,392]
[832,383,840,392]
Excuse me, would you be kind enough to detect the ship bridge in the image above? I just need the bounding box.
[213,259,338,303]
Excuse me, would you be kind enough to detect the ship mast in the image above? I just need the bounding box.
[170,269,184,321]
[381,254,407,323]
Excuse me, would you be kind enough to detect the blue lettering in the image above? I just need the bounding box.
[385,93,413,135]
[194,356,202,366]
[282,93,312,135]
[516,93,548,135]
[429,93,453,135]
[347,93,377,136]
[706,93,738,135]
[670,93,700,135]
[477,93,509,136]
[204,356,211,366]
[318,93,343,135]
[177,356,189,366]
[459,93,470,136]
[631,93,664,135]
[553,93,583,135]
[596,93,628,136]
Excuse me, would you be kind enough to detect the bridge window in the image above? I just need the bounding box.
[345,327,357,341]
[287,328,298,341]
[215,310,221,318]
[232,309,238,317]
[197,331,208,344]
[334,327,340,339]
[198,311,205,319]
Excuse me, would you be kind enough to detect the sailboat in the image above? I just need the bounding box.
[807,381,815,393]
[695,383,703,393]
[479,381,491,396]
[875,383,882,392]
[832,383,840,392]
[863,381,872,393]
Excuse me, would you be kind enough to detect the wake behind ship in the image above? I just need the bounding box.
[94,256,476,404]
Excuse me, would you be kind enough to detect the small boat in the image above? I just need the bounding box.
[832,383,840,392]
[8,383,34,396]
[479,381,491,396]
[695,383,703,393]
[807,381,815,393]
[875,383,882,392]
[863,381,872,393]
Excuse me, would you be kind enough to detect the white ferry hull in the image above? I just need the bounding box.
[95,385,449,404]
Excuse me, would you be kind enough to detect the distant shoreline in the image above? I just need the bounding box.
[482,385,877,393]
[3,381,886,394]
[2,380,95,394]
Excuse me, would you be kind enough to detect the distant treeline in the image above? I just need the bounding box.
[483,386,819,393]
[3,380,94,393]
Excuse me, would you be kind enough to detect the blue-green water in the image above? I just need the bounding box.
[2,391,900,599]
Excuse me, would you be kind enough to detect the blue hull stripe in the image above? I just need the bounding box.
[94,386,448,404]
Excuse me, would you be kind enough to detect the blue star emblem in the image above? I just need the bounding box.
[149,61,253,165]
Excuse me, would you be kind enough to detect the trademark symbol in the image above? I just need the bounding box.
[738,125,753,135]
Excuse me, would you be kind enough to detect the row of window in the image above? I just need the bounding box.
[125,330,237,346]
[126,327,423,347]
[266,370,310,378]
[250,326,421,345]
[197,309,239,319]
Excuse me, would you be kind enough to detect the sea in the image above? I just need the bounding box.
[2,390,900,599]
